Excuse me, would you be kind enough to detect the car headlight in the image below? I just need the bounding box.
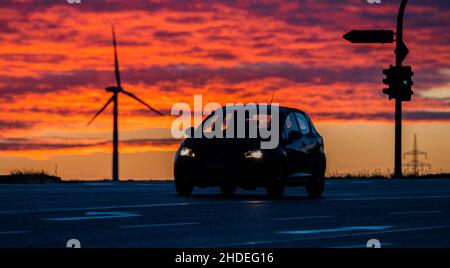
[244,149,263,159]
[180,147,196,158]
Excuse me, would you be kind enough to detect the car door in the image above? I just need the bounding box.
[282,112,305,176]
[294,112,315,174]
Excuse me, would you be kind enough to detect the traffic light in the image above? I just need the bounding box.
[382,65,414,101]
[382,66,395,100]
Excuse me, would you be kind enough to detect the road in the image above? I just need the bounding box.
[1,179,450,248]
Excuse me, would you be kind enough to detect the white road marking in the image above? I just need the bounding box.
[0,200,269,215]
[206,225,450,247]
[326,191,448,197]
[268,216,333,221]
[0,230,30,235]
[390,210,441,215]
[43,211,141,221]
[328,195,450,202]
[332,242,394,248]
[0,202,193,215]
[120,222,200,228]
[277,226,392,235]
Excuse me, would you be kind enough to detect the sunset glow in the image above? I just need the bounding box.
[0,0,449,179]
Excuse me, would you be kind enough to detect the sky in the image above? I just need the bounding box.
[0,0,449,180]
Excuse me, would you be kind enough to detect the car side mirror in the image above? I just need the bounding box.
[288,130,302,143]
[184,127,195,138]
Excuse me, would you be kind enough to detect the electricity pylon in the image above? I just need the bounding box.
[403,134,430,176]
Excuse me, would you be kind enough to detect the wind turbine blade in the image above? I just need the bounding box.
[87,95,115,126]
[112,25,121,88]
[122,90,163,116]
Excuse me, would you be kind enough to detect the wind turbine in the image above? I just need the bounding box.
[87,26,163,181]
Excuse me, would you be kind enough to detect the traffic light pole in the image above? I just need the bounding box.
[394,0,408,178]
[394,99,402,178]
[343,0,411,178]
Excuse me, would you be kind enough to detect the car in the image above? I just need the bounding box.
[174,105,326,199]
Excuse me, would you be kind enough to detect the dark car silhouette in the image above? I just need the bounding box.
[174,105,326,198]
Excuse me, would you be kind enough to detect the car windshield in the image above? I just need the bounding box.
[202,108,273,136]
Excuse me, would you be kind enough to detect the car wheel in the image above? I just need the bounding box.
[306,171,325,198]
[220,183,237,197]
[175,175,193,196]
[266,168,285,199]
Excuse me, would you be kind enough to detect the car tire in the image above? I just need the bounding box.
[175,175,193,196]
[266,167,286,199]
[220,183,237,197]
[306,171,325,198]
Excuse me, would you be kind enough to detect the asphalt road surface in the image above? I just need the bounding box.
[1,179,450,248]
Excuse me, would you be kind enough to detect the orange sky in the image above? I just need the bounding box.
[0,0,449,179]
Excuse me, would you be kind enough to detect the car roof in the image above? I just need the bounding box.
[219,105,305,114]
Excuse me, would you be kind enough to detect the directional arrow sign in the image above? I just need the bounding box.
[395,40,409,64]
[343,29,394,43]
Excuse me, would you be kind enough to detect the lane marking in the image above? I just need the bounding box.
[43,211,141,221]
[0,202,193,215]
[326,191,450,197]
[120,222,200,229]
[268,216,333,221]
[0,200,270,215]
[390,210,441,215]
[0,230,30,235]
[328,195,450,202]
[277,226,392,235]
[332,242,394,248]
[205,225,450,247]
